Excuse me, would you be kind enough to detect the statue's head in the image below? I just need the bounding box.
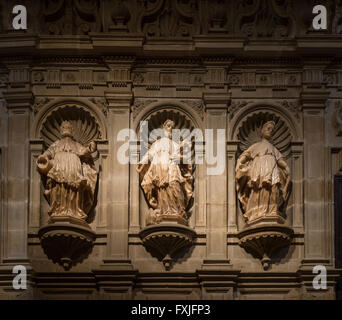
[162,119,175,138]
[261,121,275,140]
[60,121,73,138]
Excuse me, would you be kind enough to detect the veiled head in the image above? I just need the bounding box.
[162,119,175,138]
[261,121,275,140]
[60,121,73,138]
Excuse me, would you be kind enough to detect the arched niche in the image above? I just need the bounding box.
[133,100,203,134]
[129,102,206,234]
[227,103,304,237]
[229,101,300,142]
[32,99,107,142]
[29,100,108,234]
[235,111,293,159]
[40,105,101,149]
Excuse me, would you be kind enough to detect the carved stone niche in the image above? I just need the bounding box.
[37,106,101,270]
[137,109,197,270]
[235,112,294,270]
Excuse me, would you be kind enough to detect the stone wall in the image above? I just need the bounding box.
[0,0,342,299]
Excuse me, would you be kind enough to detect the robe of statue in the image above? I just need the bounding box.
[236,138,290,223]
[137,136,193,225]
[37,136,97,220]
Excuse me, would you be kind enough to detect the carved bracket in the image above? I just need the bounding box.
[237,223,293,270]
[38,217,96,271]
[139,223,196,271]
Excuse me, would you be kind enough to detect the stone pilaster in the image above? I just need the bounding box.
[301,61,331,267]
[100,57,134,270]
[202,91,230,269]
[1,64,32,265]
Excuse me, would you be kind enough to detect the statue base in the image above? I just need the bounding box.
[38,216,96,271]
[237,219,293,270]
[146,209,189,226]
[139,222,196,270]
[245,215,286,227]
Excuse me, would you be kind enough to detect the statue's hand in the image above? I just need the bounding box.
[238,163,249,173]
[37,155,52,174]
[239,154,249,165]
[150,197,158,209]
[37,155,47,165]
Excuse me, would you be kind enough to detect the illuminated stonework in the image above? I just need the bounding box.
[0,0,341,300]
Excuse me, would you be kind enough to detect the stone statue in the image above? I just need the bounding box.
[37,120,97,221]
[235,121,290,224]
[137,119,193,226]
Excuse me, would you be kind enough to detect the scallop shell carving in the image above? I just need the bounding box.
[139,108,199,168]
[141,108,195,144]
[237,112,292,158]
[40,105,101,148]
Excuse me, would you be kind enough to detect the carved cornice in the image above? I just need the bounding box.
[233,57,302,67]
[2,91,33,110]
[34,56,101,66]
[135,57,202,66]
[102,55,136,64]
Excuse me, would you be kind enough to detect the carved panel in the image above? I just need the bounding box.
[138,0,199,37]
[40,0,101,35]
[235,0,295,38]
[26,0,342,38]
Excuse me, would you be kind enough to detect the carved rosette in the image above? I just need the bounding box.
[238,224,293,270]
[38,217,96,271]
[139,223,196,271]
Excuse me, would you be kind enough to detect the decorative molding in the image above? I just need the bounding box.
[139,0,199,37]
[235,0,295,38]
[40,0,101,35]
